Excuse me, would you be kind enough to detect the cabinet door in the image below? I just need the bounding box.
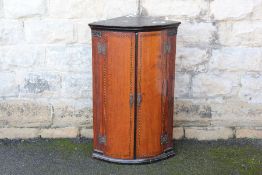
[136,31,166,158]
[94,31,136,159]
[92,31,107,154]
[162,30,177,151]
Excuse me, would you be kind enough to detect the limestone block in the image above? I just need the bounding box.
[142,0,209,19]
[0,100,52,127]
[61,73,92,98]
[176,47,209,72]
[45,44,92,72]
[0,20,23,45]
[24,20,75,44]
[185,127,233,140]
[175,72,191,98]
[49,0,137,19]
[3,0,46,18]
[0,46,45,68]
[192,73,233,97]
[236,128,262,139]
[173,127,184,139]
[210,0,261,20]
[0,0,3,18]
[0,128,40,139]
[40,127,79,138]
[177,22,216,47]
[0,72,18,97]
[52,105,92,128]
[218,21,262,47]
[210,47,262,72]
[239,73,262,104]
[18,72,62,98]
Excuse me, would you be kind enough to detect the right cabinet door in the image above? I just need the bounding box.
[136,30,177,158]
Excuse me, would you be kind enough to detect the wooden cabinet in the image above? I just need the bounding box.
[89,16,180,164]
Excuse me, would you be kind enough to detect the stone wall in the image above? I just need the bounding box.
[0,0,261,140]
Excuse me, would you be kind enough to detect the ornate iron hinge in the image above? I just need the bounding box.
[164,41,171,54]
[98,135,106,145]
[92,30,102,37]
[137,93,142,107]
[167,28,177,36]
[97,42,106,55]
[129,94,134,107]
[161,133,168,145]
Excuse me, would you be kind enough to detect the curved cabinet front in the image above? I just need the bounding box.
[91,26,179,164]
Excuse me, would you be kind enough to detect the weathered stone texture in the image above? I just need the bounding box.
[210,48,262,72]
[19,72,62,98]
[80,128,93,138]
[52,105,92,128]
[0,20,23,45]
[49,0,138,19]
[236,128,262,139]
[76,21,92,44]
[0,0,261,140]
[175,99,262,128]
[218,21,262,47]
[185,127,234,140]
[24,20,75,44]
[0,0,3,18]
[192,73,233,97]
[176,47,209,72]
[142,0,209,19]
[210,0,261,20]
[0,128,39,139]
[46,45,92,72]
[177,22,216,47]
[175,72,191,98]
[0,46,45,68]
[0,101,52,127]
[173,127,184,140]
[0,72,17,97]
[61,73,92,98]
[3,0,46,18]
[40,127,79,138]
[239,73,262,104]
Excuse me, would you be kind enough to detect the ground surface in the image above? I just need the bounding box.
[0,139,261,175]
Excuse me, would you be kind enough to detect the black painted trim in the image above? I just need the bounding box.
[89,24,180,32]
[133,32,139,159]
[92,149,175,164]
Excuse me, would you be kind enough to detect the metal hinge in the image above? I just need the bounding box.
[129,94,134,107]
[161,133,168,145]
[164,41,171,54]
[98,135,106,145]
[137,93,142,107]
[167,28,177,36]
[97,42,106,55]
[92,30,102,37]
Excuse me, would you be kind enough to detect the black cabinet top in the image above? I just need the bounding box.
[89,16,181,32]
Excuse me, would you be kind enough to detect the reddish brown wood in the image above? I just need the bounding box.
[92,31,135,159]
[92,28,178,163]
[136,31,163,158]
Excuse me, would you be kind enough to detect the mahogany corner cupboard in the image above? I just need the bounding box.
[89,16,180,164]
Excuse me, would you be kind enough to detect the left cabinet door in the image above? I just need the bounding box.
[92,31,136,159]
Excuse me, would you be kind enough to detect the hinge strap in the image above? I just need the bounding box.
[137,93,142,107]
[97,42,106,55]
[92,30,102,37]
[161,133,168,145]
[98,135,106,145]
[129,94,134,107]
[164,41,171,54]
[167,28,177,36]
